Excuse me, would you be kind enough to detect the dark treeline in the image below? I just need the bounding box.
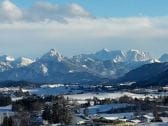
[0,95,11,106]
[0,81,39,88]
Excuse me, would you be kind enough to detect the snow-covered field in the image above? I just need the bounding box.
[80,103,132,115]
[97,112,134,120]
[27,86,168,100]
[28,86,82,95]
[65,92,160,100]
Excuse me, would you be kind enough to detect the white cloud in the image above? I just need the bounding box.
[0,0,91,22]
[1,17,165,40]
[0,0,22,22]
[25,2,90,22]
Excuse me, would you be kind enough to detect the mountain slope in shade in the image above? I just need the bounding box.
[118,62,168,83]
[131,68,168,88]
[153,69,168,84]
[94,48,126,62]
[160,53,168,62]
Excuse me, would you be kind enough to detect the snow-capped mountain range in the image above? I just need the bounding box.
[72,48,158,63]
[0,49,167,83]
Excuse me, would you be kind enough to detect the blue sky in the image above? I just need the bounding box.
[0,0,168,58]
[11,0,168,17]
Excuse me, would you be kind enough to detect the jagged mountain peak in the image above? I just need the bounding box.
[13,57,35,68]
[48,49,60,56]
[126,49,152,62]
[40,49,64,62]
[100,48,110,52]
[127,49,147,54]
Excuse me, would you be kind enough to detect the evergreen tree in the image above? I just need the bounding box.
[2,116,13,126]
[42,105,52,122]
[83,107,89,117]
[42,95,73,125]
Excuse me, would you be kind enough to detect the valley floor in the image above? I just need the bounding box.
[0,83,168,126]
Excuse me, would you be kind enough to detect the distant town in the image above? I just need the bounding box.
[0,82,167,126]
